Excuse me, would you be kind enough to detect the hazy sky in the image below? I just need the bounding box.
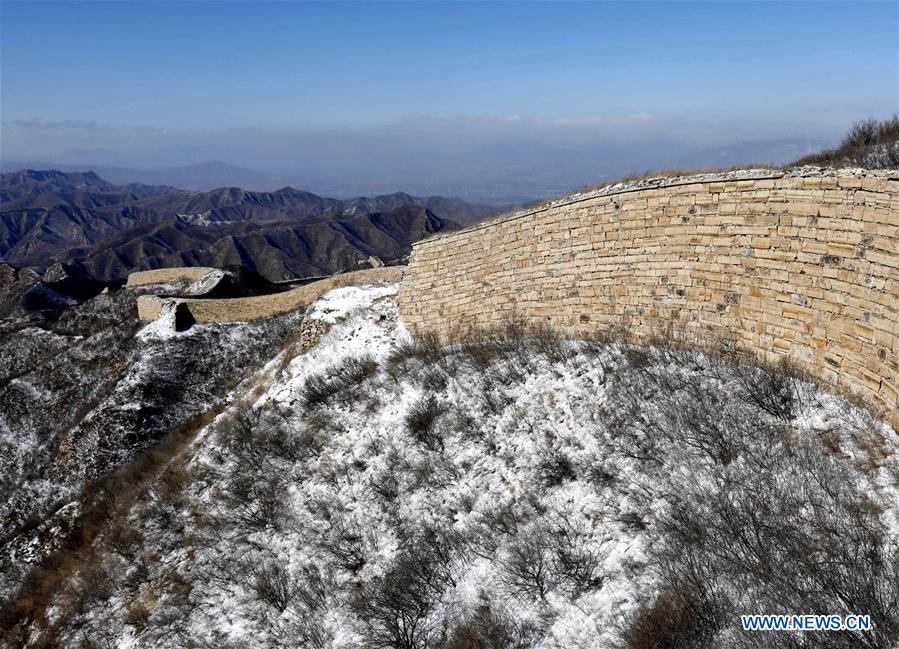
[1,0,896,197]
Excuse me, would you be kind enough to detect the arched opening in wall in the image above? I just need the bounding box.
[174,302,196,332]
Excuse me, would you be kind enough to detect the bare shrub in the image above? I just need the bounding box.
[293,564,330,614]
[491,357,532,389]
[464,319,572,364]
[496,520,604,604]
[101,520,145,560]
[551,531,605,599]
[352,539,456,649]
[441,602,537,649]
[406,395,447,451]
[473,370,518,416]
[420,365,450,393]
[449,407,484,445]
[602,382,666,466]
[536,449,577,488]
[459,340,506,372]
[281,565,333,649]
[220,402,262,450]
[616,511,649,531]
[301,355,378,410]
[260,565,334,649]
[312,504,371,573]
[652,434,899,649]
[411,453,460,491]
[600,340,899,647]
[72,558,117,614]
[368,447,404,505]
[585,461,617,487]
[662,382,758,465]
[624,584,725,649]
[792,114,899,169]
[281,611,331,649]
[226,473,290,533]
[151,462,192,508]
[121,555,151,591]
[123,598,153,632]
[252,561,295,613]
[731,361,799,422]
[222,404,319,468]
[388,331,444,367]
[604,349,789,468]
[405,525,468,586]
[526,323,573,364]
[473,501,531,557]
[621,345,652,370]
[279,423,322,463]
[497,531,552,601]
[303,408,344,441]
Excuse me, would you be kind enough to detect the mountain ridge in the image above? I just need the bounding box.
[0,169,494,282]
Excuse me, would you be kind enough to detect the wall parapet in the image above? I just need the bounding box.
[125,267,219,287]
[397,168,899,430]
[137,266,403,325]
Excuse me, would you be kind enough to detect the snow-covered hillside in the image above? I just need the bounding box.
[6,284,899,649]
[0,284,306,631]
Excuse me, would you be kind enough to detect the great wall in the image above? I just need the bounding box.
[125,267,221,288]
[132,168,898,429]
[134,266,404,324]
[397,168,899,430]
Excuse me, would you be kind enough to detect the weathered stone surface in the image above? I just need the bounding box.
[299,318,332,351]
[125,267,219,287]
[398,168,899,427]
[137,267,404,325]
[136,295,164,320]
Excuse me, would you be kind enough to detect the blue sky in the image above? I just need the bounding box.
[2,1,895,126]
[1,1,897,197]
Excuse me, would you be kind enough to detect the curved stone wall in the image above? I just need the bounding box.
[125,267,219,287]
[137,267,403,324]
[397,169,899,429]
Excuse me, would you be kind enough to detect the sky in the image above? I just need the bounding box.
[1,1,897,199]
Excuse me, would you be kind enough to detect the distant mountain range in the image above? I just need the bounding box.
[2,136,833,201]
[0,169,498,283]
[0,160,289,192]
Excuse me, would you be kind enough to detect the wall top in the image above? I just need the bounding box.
[125,266,219,287]
[416,166,897,246]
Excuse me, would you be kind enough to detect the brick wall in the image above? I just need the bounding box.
[137,267,404,325]
[136,295,164,320]
[125,267,218,287]
[397,169,899,429]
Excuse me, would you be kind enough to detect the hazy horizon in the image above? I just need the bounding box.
[2,1,896,201]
